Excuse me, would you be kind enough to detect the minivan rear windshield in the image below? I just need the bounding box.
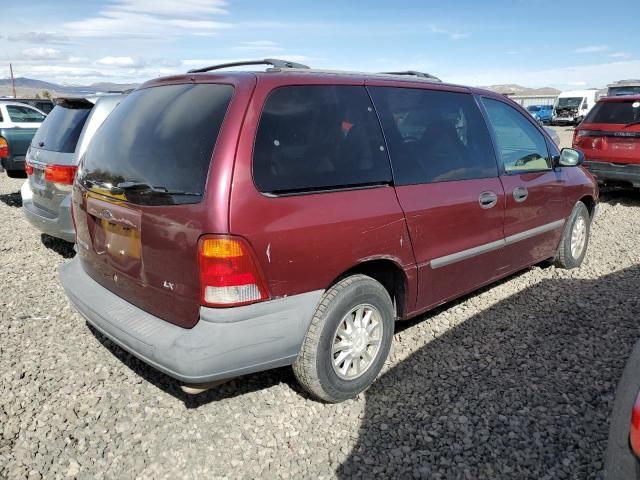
[585,100,640,124]
[79,83,234,205]
[32,102,92,153]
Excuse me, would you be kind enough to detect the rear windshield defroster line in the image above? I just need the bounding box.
[78,83,234,206]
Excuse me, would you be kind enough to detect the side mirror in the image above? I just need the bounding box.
[556,148,584,167]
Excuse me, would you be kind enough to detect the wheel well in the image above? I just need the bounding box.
[580,195,596,218]
[333,260,407,319]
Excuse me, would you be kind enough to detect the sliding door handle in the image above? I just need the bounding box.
[478,191,498,209]
[513,186,529,203]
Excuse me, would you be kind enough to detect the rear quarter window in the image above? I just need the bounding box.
[253,85,391,194]
[32,104,91,153]
[585,101,640,124]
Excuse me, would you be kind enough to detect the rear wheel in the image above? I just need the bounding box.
[293,274,394,403]
[6,169,27,179]
[556,202,591,269]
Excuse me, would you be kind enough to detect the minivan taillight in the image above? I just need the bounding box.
[25,160,33,176]
[630,390,640,457]
[0,137,8,159]
[198,235,269,307]
[45,164,78,185]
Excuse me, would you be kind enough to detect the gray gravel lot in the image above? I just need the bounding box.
[1,149,639,479]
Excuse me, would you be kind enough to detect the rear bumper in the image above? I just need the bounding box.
[583,160,640,187]
[21,180,75,243]
[59,258,323,384]
[1,155,25,171]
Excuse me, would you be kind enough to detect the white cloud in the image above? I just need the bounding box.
[574,45,608,54]
[62,0,231,38]
[114,0,228,16]
[567,81,587,86]
[232,40,283,53]
[429,24,470,41]
[7,32,71,44]
[98,56,139,67]
[240,40,277,48]
[610,52,632,59]
[21,48,64,60]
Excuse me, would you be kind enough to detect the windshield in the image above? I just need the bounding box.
[527,106,540,112]
[608,86,640,96]
[79,83,234,206]
[584,100,640,124]
[6,105,45,123]
[556,97,583,108]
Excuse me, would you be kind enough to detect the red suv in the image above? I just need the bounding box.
[60,59,598,402]
[573,95,640,188]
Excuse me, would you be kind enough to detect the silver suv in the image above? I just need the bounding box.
[22,94,125,242]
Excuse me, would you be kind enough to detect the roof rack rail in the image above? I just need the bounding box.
[381,71,442,82]
[187,58,310,74]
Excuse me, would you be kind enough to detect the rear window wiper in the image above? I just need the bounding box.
[113,181,201,197]
[623,120,640,129]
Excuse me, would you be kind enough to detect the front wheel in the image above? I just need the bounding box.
[293,274,395,403]
[556,202,591,269]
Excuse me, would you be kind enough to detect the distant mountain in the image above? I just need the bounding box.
[0,77,139,98]
[484,84,561,96]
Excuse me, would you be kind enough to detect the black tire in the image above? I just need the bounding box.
[293,274,394,403]
[6,169,27,179]
[555,201,590,269]
[604,341,640,479]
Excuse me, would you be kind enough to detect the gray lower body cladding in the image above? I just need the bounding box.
[59,257,323,384]
[584,160,640,187]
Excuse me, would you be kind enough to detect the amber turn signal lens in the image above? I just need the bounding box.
[201,238,244,258]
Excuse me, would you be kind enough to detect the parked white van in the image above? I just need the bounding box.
[553,89,599,125]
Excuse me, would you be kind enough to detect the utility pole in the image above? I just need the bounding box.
[9,63,16,98]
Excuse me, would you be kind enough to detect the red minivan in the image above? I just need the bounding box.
[60,59,598,402]
[573,95,640,188]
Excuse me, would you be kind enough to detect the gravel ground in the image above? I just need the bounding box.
[1,171,639,480]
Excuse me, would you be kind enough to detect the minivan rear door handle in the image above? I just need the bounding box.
[513,186,529,203]
[478,191,498,209]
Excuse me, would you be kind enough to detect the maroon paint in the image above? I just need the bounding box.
[73,70,598,330]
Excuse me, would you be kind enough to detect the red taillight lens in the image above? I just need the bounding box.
[44,164,78,185]
[630,391,640,457]
[0,137,9,159]
[25,160,33,176]
[198,235,269,307]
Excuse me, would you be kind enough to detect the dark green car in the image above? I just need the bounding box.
[0,102,45,178]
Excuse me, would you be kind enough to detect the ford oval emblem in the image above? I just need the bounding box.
[101,209,113,220]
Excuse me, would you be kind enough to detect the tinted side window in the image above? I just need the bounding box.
[6,105,45,123]
[253,86,391,194]
[481,98,551,173]
[368,87,498,185]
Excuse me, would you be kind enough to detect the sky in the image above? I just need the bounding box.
[0,0,639,89]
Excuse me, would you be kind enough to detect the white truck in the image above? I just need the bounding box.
[552,89,599,125]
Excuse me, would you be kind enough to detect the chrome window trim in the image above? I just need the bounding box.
[429,219,565,269]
